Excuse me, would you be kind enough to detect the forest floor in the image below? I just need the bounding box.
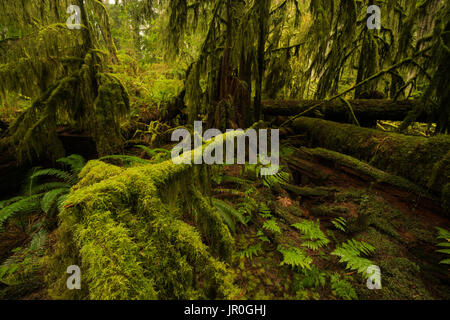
[0,136,449,300]
[213,144,450,300]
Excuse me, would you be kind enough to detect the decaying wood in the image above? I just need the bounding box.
[286,117,450,196]
[263,99,423,125]
[286,146,445,215]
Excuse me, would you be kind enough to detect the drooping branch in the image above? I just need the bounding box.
[280,49,432,128]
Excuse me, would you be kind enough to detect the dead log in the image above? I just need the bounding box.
[263,99,424,125]
[295,147,430,195]
[287,117,450,209]
[287,147,445,215]
[280,183,337,198]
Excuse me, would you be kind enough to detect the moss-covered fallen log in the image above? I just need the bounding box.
[287,117,450,214]
[263,99,423,124]
[280,183,337,198]
[294,147,431,195]
[47,133,245,300]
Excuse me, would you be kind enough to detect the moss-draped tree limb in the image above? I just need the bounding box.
[0,0,129,163]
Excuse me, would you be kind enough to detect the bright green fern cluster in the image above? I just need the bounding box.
[292,220,330,250]
[331,239,375,275]
[436,227,450,265]
[278,245,312,270]
[0,154,85,226]
[263,219,282,234]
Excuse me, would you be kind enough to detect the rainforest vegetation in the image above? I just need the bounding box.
[0,0,449,300]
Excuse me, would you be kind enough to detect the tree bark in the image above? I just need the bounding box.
[286,117,450,202]
[263,99,424,124]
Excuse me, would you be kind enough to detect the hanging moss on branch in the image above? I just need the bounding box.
[0,0,128,163]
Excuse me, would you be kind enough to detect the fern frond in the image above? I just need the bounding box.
[259,203,273,219]
[29,229,48,251]
[257,230,271,243]
[41,188,70,214]
[332,240,375,275]
[436,227,450,241]
[240,243,263,260]
[434,228,450,265]
[295,266,326,289]
[31,168,72,183]
[0,196,27,209]
[56,154,86,176]
[292,220,330,250]
[330,274,358,300]
[57,194,68,212]
[30,182,71,195]
[331,217,347,232]
[262,171,290,189]
[0,195,42,225]
[302,239,330,251]
[263,220,282,234]
[278,245,312,270]
[212,198,246,231]
[439,259,450,265]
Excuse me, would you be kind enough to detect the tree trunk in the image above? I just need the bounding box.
[286,147,444,215]
[254,0,270,122]
[287,117,450,202]
[263,99,423,124]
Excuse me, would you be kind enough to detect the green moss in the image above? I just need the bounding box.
[335,189,368,203]
[358,227,402,258]
[304,147,430,196]
[310,205,348,217]
[375,257,431,300]
[292,118,450,196]
[47,156,239,300]
[190,187,234,262]
[74,160,124,190]
[354,228,433,300]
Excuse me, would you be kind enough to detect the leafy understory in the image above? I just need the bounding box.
[292,220,330,250]
[331,240,376,276]
[0,0,449,302]
[0,155,86,226]
[278,245,313,270]
[436,228,450,265]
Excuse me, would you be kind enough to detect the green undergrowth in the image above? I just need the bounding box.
[215,163,450,300]
[2,142,448,300]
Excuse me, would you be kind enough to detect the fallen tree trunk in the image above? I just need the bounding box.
[47,133,244,300]
[293,147,430,194]
[286,117,450,214]
[286,147,444,215]
[263,99,423,125]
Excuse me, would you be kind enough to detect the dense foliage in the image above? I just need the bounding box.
[0,0,448,301]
